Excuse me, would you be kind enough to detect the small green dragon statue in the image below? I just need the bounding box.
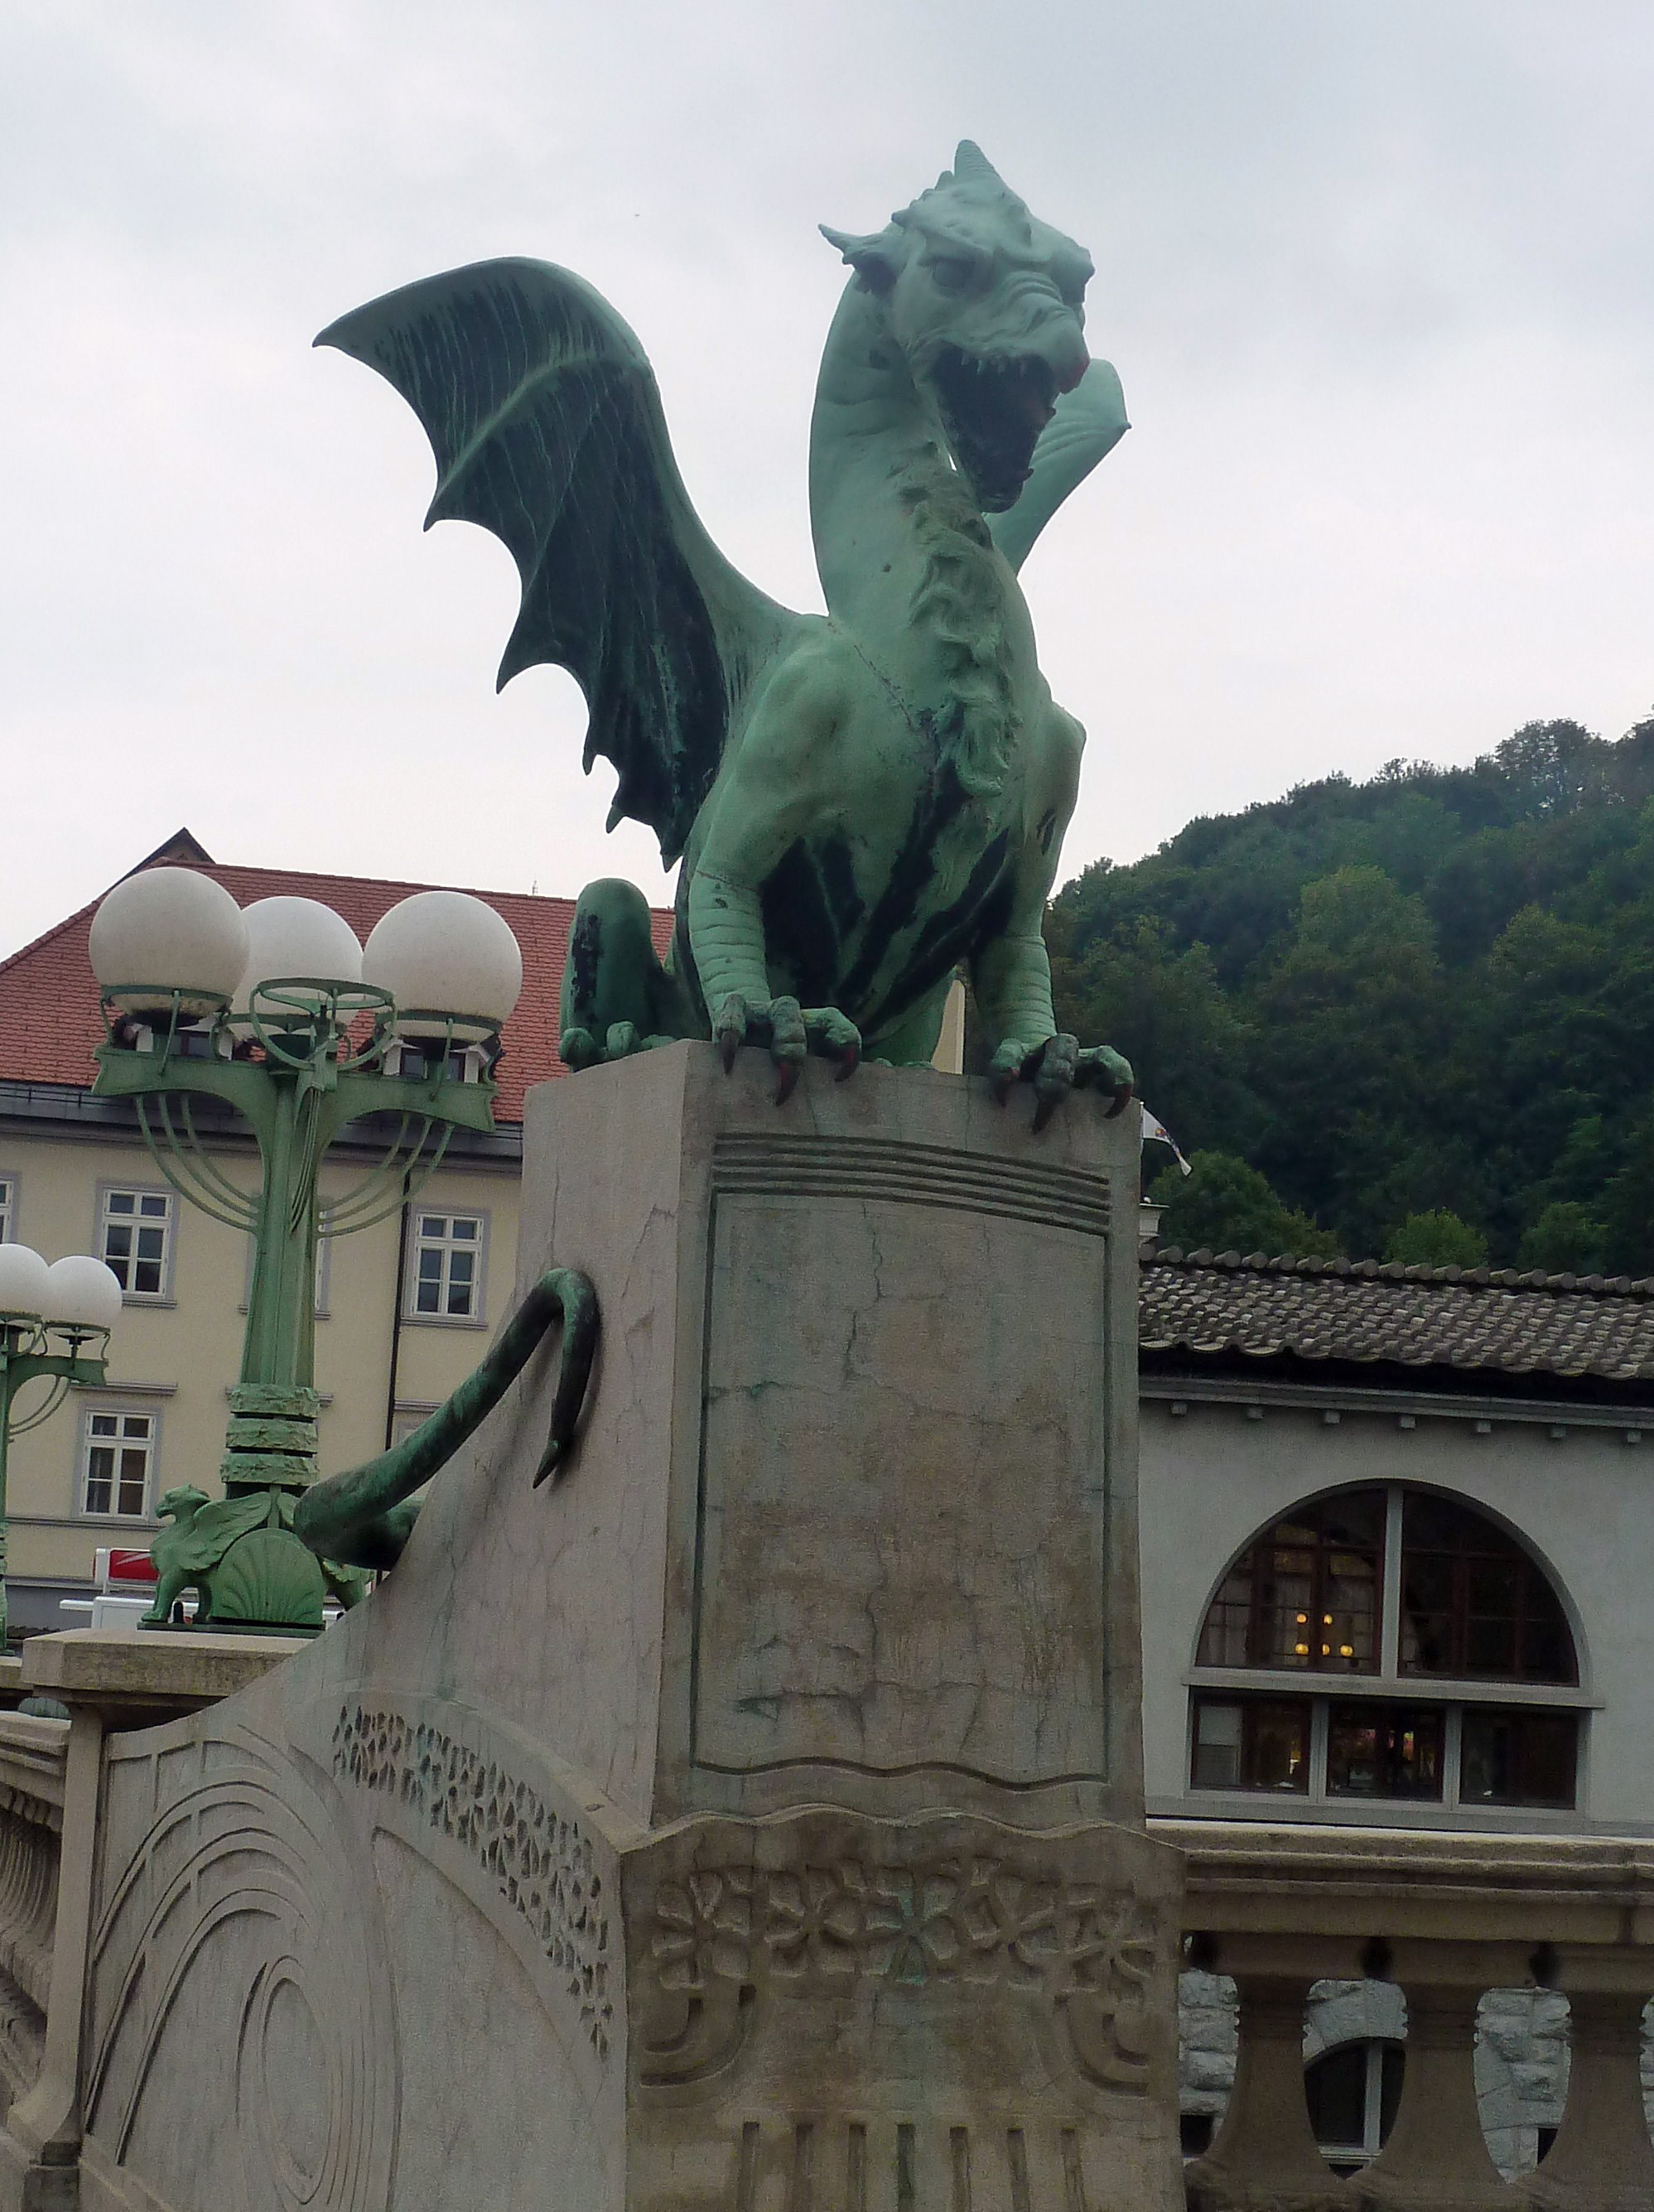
[319,142,1132,1125]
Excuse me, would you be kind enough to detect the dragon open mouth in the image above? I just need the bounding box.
[928,344,1058,513]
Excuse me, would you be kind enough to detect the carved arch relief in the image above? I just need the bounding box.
[84,1742,399,2212]
[84,1699,622,2211]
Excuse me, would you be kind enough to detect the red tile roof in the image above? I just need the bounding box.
[0,831,673,1125]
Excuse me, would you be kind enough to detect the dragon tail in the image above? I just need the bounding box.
[293,1267,600,1573]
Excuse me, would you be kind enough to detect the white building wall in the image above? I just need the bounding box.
[1137,1390,1654,1833]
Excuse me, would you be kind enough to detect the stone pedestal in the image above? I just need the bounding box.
[68,1047,1180,2210]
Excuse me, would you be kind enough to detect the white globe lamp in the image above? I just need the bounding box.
[42,1255,124,1333]
[362,892,523,1040]
[89,868,250,1019]
[0,1245,52,1321]
[233,898,364,1024]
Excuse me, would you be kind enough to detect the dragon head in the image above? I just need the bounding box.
[822,142,1093,513]
[156,1484,210,1525]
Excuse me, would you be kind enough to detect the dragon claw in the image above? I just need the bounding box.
[712,996,861,1098]
[714,995,750,1073]
[989,1036,1031,1106]
[563,1022,677,1072]
[990,1033,1132,1130]
[769,995,808,1103]
[803,1006,862,1082]
[1031,1033,1079,1133]
[1074,1043,1135,1116]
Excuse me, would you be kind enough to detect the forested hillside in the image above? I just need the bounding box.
[1047,713,1654,1270]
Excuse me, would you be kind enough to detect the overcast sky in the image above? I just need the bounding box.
[2,2,1650,958]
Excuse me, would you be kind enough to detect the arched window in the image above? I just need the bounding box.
[1196,1488,1384,1673]
[1189,1487,1582,1813]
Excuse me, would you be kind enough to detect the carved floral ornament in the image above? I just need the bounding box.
[652,1856,1153,1995]
[643,1853,1161,2094]
[332,1703,614,2062]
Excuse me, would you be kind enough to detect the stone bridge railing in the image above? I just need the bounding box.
[0,1631,301,2210]
[1158,1818,1654,2212]
[0,1716,68,2132]
[0,1642,1651,2210]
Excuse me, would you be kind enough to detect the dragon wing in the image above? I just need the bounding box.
[987,359,1129,575]
[317,259,802,865]
[176,1491,276,1573]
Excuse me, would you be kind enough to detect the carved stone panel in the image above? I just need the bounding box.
[692,1131,1116,1794]
[624,1806,1184,2212]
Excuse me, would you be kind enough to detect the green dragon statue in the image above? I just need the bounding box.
[319,142,1132,1126]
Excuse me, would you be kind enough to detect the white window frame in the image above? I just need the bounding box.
[0,1172,17,1245]
[78,1405,160,1520]
[95,1184,177,1304]
[404,1207,489,1328]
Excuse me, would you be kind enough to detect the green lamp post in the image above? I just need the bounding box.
[0,1246,120,1645]
[87,867,523,1636]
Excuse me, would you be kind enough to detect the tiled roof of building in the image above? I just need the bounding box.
[0,831,673,1125]
[1141,1246,1654,1384]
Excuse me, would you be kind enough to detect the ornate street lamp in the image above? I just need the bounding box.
[0,1246,121,1644]
[88,867,523,1635]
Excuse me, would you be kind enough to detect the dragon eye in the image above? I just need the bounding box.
[927,253,981,293]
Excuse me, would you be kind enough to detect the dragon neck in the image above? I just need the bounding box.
[809,282,1021,799]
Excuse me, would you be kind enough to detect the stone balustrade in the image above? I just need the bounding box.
[1156,1819,1654,2212]
[0,1716,67,2128]
[0,1631,304,2210]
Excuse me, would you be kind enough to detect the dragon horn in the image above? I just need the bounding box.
[820,224,879,262]
[952,141,1006,190]
[818,224,899,292]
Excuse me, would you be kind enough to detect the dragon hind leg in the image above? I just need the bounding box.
[558,877,686,1067]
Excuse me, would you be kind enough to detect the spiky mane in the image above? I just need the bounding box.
[902,471,1016,800]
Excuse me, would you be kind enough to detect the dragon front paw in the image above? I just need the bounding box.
[713,995,861,1103]
[1075,1042,1134,1115]
[990,1034,1133,1131]
[560,1023,672,1071]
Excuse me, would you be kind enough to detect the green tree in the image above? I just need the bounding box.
[1149,1149,1342,1258]
[1489,719,1606,819]
[1518,1202,1608,1275]
[1049,918,1262,1156]
[1602,1117,1654,1278]
[1048,710,1654,1265]
[1382,1211,1489,1268]
[1249,867,1448,1252]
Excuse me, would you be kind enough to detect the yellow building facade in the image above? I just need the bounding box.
[0,831,591,1637]
[0,1108,523,1628]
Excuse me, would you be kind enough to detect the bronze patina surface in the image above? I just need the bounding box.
[318,143,1132,1125]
